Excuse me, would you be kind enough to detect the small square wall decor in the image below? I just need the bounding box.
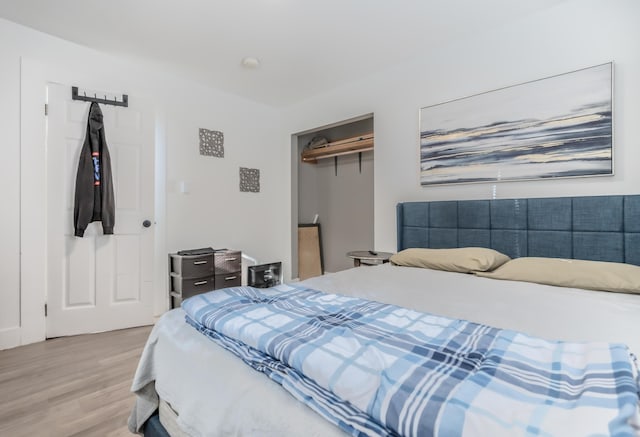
[239,167,260,193]
[199,128,224,157]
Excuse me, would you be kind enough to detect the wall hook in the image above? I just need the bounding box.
[71,86,129,108]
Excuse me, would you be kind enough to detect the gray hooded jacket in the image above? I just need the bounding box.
[73,102,115,237]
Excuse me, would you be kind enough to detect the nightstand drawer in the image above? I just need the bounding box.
[214,251,241,274]
[171,254,214,278]
[169,249,243,309]
[215,273,241,288]
[172,274,216,296]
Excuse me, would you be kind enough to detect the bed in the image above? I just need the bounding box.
[129,194,640,436]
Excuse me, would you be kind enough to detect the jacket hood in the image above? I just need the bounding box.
[88,102,104,131]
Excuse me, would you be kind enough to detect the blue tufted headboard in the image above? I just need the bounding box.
[396,195,640,266]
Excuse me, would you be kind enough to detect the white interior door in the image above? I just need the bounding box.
[46,83,154,337]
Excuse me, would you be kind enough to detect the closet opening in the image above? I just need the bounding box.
[290,113,374,279]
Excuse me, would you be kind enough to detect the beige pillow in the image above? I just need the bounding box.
[390,247,510,273]
[475,257,640,294]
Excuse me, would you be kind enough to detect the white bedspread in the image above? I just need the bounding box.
[129,264,640,436]
[304,264,640,354]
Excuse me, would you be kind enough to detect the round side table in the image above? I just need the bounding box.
[346,251,393,267]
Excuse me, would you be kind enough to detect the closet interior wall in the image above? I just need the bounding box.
[297,117,374,274]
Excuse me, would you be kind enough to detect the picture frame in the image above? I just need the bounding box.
[297,224,324,280]
[419,62,613,186]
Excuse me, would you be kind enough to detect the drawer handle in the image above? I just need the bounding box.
[224,276,237,281]
[224,257,237,262]
[193,280,208,286]
[193,260,208,265]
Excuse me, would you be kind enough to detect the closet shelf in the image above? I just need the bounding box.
[301,133,374,163]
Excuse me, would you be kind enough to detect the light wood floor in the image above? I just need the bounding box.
[0,325,153,437]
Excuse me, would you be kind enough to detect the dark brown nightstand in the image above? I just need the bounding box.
[169,249,241,308]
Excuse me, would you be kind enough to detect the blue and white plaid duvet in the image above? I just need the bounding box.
[182,284,640,437]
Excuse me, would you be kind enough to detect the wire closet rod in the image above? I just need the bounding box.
[71,86,129,107]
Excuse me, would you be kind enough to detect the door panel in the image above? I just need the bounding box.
[66,237,95,307]
[115,146,140,211]
[115,236,141,301]
[46,83,154,337]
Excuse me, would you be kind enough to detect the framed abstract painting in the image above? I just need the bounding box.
[419,62,613,186]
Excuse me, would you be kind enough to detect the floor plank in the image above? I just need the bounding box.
[0,326,153,437]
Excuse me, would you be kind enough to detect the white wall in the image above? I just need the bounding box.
[164,94,287,263]
[0,19,21,349]
[282,0,640,258]
[0,18,286,349]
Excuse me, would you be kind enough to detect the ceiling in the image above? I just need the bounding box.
[0,0,568,107]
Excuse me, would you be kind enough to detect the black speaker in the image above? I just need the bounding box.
[248,262,282,288]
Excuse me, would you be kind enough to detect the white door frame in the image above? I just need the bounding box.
[20,57,47,344]
[19,57,168,346]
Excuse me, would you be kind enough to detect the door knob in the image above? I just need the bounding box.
[142,220,152,228]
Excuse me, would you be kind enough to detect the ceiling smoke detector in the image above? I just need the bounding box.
[241,57,260,69]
